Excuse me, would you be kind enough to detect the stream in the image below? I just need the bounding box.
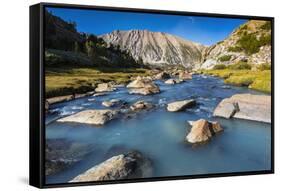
[45,74,271,184]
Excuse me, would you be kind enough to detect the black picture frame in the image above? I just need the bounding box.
[30,2,275,188]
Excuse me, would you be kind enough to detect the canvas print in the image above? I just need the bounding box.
[44,6,272,185]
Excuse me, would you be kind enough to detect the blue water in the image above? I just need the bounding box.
[45,75,271,184]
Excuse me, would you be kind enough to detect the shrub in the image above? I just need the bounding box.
[212,64,226,70]
[227,61,252,70]
[228,46,242,52]
[237,33,261,54]
[259,34,271,46]
[235,33,271,55]
[257,63,271,71]
[240,25,248,30]
[260,21,271,30]
[218,55,232,62]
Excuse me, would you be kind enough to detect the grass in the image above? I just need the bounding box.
[227,61,252,70]
[45,66,151,98]
[212,64,227,70]
[200,67,271,93]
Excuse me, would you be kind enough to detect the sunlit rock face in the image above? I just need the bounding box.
[100,30,206,69]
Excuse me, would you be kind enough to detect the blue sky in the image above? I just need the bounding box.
[46,7,247,46]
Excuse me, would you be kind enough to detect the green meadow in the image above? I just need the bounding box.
[200,62,271,93]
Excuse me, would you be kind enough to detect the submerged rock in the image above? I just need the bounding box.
[130,100,154,111]
[102,99,122,107]
[57,109,119,125]
[213,94,271,123]
[186,119,223,143]
[165,78,183,84]
[127,76,160,95]
[45,139,91,176]
[175,79,184,84]
[164,79,176,84]
[69,151,152,182]
[93,92,107,97]
[167,99,196,112]
[95,83,116,93]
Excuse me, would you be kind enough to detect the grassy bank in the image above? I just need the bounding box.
[46,66,151,98]
[200,63,271,93]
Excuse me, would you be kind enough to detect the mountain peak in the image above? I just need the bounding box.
[100,29,206,68]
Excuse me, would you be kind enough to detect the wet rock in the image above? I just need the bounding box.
[127,76,160,95]
[102,99,122,107]
[45,100,50,112]
[88,98,95,101]
[113,84,125,88]
[75,91,95,99]
[128,88,156,95]
[57,109,119,125]
[95,83,116,92]
[154,71,170,80]
[47,95,74,105]
[45,139,91,176]
[165,78,183,84]
[213,94,271,123]
[130,100,154,112]
[167,99,196,112]
[93,92,107,97]
[165,79,176,84]
[222,85,231,89]
[175,79,184,84]
[179,71,192,80]
[69,151,152,182]
[186,119,223,143]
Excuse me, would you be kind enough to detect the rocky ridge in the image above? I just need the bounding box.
[101,30,206,69]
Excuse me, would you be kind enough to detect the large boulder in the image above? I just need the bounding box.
[130,100,154,112]
[127,76,160,95]
[186,119,223,143]
[69,151,152,182]
[57,109,119,125]
[95,83,116,92]
[213,94,271,123]
[213,100,239,118]
[167,99,196,112]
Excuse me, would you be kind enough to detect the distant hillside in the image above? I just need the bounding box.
[201,20,271,69]
[45,11,271,70]
[45,11,140,68]
[100,30,206,69]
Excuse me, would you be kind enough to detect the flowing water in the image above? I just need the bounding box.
[45,75,271,184]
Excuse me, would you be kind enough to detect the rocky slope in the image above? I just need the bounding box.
[201,20,271,69]
[45,11,139,68]
[100,30,206,69]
